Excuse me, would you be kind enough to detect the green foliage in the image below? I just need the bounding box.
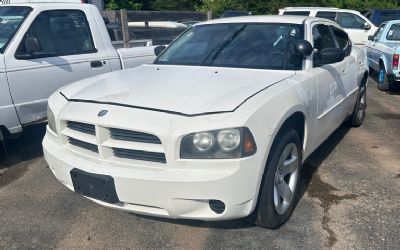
[104,0,400,13]
[105,0,143,10]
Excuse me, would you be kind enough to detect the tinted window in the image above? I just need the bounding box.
[386,24,400,40]
[339,13,366,29]
[283,11,310,16]
[331,26,351,56]
[0,6,32,53]
[313,24,336,51]
[316,11,337,21]
[16,10,96,59]
[156,23,305,70]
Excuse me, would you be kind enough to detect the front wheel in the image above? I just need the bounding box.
[254,129,302,229]
[377,66,391,91]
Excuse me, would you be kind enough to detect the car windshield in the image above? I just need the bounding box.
[0,6,32,53]
[386,24,400,41]
[155,23,305,70]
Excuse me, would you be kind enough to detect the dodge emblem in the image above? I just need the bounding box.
[98,110,108,117]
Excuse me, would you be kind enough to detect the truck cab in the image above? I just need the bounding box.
[0,1,156,141]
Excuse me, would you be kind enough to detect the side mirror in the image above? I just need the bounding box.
[25,36,41,54]
[316,48,345,65]
[294,40,314,57]
[364,22,371,30]
[368,35,374,41]
[154,45,166,56]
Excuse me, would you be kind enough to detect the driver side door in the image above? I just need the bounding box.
[312,24,350,144]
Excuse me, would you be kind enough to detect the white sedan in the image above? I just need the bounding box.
[43,16,368,228]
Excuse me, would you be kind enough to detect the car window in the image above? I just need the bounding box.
[313,24,337,66]
[339,12,366,29]
[386,24,400,40]
[331,26,351,56]
[282,11,310,16]
[155,23,305,70]
[15,9,96,59]
[373,24,386,40]
[316,11,337,21]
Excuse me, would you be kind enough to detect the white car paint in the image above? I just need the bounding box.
[279,7,377,46]
[0,2,156,135]
[43,16,368,222]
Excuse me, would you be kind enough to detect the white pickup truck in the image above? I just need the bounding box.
[0,1,156,142]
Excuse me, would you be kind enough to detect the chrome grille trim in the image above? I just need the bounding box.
[110,128,161,144]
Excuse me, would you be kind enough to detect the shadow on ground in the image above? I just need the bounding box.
[0,124,46,168]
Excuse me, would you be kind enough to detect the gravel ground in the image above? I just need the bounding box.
[0,77,399,250]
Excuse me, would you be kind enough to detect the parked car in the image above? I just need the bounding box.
[43,15,368,229]
[279,7,377,46]
[365,20,400,91]
[0,1,156,144]
[362,9,400,26]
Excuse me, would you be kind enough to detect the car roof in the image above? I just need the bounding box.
[197,15,321,25]
[282,7,360,13]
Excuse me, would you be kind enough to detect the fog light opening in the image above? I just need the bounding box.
[209,200,225,214]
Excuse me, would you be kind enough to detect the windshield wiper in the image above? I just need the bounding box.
[201,25,247,65]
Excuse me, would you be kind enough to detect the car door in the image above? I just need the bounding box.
[5,8,112,125]
[365,23,386,70]
[338,12,375,46]
[312,24,351,142]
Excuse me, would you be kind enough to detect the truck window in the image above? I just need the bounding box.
[0,6,32,53]
[386,24,400,41]
[15,9,96,59]
[373,24,386,40]
[339,13,366,29]
[315,11,337,21]
[282,11,310,16]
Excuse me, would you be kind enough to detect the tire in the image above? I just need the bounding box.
[253,129,302,229]
[349,85,367,127]
[377,65,391,91]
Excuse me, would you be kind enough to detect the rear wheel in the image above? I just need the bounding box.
[377,65,391,91]
[254,129,302,229]
[349,85,367,127]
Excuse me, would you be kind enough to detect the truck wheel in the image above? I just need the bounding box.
[349,85,367,127]
[378,66,391,91]
[254,129,302,229]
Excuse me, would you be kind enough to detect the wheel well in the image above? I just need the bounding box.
[278,112,305,147]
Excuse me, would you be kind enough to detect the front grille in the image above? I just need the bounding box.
[113,148,166,163]
[67,121,96,135]
[110,128,161,144]
[68,137,98,153]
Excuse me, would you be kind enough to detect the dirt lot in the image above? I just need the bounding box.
[0,78,399,250]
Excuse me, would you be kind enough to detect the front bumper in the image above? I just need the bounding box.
[43,127,262,221]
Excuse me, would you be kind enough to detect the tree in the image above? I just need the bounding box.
[105,0,143,10]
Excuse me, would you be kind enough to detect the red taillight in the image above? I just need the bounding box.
[393,54,399,70]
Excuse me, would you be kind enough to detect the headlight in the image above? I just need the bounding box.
[180,127,256,159]
[47,105,57,134]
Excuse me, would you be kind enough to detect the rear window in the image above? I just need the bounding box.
[386,24,400,41]
[316,11,337,21]
[282,11,310,16]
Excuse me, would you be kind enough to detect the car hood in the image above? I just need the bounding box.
[61,65,295,116]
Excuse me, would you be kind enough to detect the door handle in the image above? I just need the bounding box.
[90,60,103,68]
[341,69,347,75]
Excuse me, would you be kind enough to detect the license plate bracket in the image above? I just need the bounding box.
[70,168,119,204]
